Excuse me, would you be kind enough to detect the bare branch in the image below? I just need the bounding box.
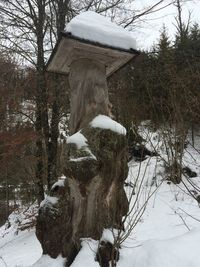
[124,0,176,28]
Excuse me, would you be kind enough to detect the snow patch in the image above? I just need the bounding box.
[0,203,38,238]
[119,229,200,267]
[100,228,116,244]
[51,177,66,190]
[0,231,42,267]
[70,239,98,267]
[90,115,126,135]
[60,174,66,180]
[67,131,88,149]
[32,254,65,267]
[70,155,97,162]
[40,196,58,208]
[67,131,97,161]
[65,11,136,50]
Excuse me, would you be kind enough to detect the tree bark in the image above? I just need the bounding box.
[47,74,62,189]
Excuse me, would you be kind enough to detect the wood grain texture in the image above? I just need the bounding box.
[69,58,111,134]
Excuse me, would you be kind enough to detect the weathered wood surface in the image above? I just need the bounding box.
[47,37,135,77]
[69,59,111,134]
[36,58,128,266]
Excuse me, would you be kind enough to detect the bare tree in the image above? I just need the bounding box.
[0,0,71,199]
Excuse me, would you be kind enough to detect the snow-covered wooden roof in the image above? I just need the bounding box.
[47,11,140,77]
[65,11,137,51]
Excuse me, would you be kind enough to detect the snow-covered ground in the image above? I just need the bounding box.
[0,230,41,267]
[1,126,200,267]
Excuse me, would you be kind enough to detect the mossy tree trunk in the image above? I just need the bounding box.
[36,59,128,266]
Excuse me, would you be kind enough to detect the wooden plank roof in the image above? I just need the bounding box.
[46,33,140,77]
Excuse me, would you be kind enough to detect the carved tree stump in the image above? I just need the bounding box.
[36,59,129,266]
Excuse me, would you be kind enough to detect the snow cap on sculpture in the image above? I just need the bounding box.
[47,11,139,77]
[65,11,137,50]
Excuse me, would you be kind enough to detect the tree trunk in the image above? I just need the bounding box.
[35,102,45,204]
[47,74,62,189]
[36,59,128,266]
[35,68,48,202]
